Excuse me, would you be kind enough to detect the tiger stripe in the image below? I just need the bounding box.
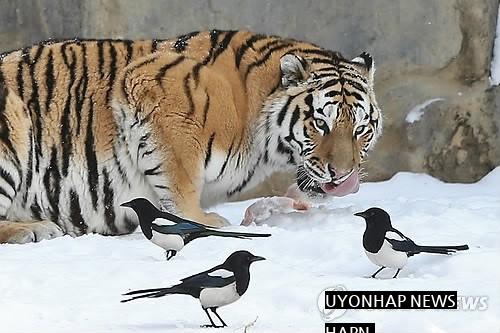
[216,140,234,181]
[60,43,76,178]
[30,198,42,220]
[202,89,210,127]
[144,164,162,176]
[210,30,238,65]
[69,189,87,234]
[183,73,195,116]
[85,94,99,211]
[74,43,88,134]
[43,146,61,223]
[227,155,263,197]
[45,49,55,114]
[28,46,45,170]
[191,30,221,86]
[22,131,33,205]
[173,31,199,53]
[0,166,15,192]
[244,42,294,80]
[97,40,105,79]
[235,34,267,68]
[102,168,117,234]
[204,133,216,168]
[155,55,185,84]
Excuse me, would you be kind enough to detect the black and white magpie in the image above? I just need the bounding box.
[121,198,271,260]
[355,207,469,278]
[121,250,265,328]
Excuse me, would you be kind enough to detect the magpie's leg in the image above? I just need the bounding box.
[201,308,221,328]
[211,307,227,327]
[371,266,386,278]
[392,269,401,279]
[165,250,177,261]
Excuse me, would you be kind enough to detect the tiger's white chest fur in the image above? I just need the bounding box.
[197,100,299,207]
[200,145,292,208]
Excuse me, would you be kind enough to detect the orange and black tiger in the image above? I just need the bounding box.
[0,30,382,244]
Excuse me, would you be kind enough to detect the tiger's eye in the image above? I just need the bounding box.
[315,118,326,129]
[355,125,366,135]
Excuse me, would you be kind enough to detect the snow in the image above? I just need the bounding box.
[405,98,444,124]
[490,4,500,86]
[1,169,499,333]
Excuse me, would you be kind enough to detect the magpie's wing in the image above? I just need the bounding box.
[390,227,414,243]
[179,265,236,289]
[151,221,208,245]
[158,210,208,229]
[384,228,418,255]
[151,221,204,235]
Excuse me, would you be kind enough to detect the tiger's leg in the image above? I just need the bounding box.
[0,221,63,244]
[115,54,229,228]
[157,152,230,228]
[0,85,63,244]
[135,122,228,228]
[129,117,228,228]
[0,153,63,244]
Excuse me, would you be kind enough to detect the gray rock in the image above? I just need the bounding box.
[1,0,499,193]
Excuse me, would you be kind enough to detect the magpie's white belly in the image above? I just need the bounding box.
[150,231,184,251]
[199,282,240,308]
[365,240,408,269]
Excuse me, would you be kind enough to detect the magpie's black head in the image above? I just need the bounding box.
[222,250,265,271]
[354,207,392,230]
[120,198,159,223]
[120,198,158,211]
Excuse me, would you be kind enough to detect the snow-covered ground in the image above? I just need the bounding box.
[1,169,499,333]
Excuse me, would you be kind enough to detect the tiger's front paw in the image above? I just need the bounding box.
[0,221,64,244]
[198,212,230,228]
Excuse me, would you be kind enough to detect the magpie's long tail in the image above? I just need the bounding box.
[121,285,185,303]
[204,230,271,239]
[415,244,469,255]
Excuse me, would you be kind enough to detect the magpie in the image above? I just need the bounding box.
[355,207,469,278]
[121,198,271,260]
[121,250,265,328]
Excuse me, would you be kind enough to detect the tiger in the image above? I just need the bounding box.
[0,30,382,244]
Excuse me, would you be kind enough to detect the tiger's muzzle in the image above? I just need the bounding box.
[296,165,360,197]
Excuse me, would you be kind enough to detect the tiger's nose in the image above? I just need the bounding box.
[328,166,352,180]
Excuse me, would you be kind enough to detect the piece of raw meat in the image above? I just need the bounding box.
[241,184,311,226]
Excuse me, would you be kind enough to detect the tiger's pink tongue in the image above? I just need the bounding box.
[320,171,360,197]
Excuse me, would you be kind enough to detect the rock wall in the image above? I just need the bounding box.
[1,0,499,196]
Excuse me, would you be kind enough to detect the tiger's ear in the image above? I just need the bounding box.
[280,54,309,87]
[351,52,375,83]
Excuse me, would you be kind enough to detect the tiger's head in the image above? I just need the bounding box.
[268,51,382,197]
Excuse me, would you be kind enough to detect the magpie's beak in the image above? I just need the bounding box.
[250,255,266,262]
[120,202,132,208]
[354,212,366,218]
